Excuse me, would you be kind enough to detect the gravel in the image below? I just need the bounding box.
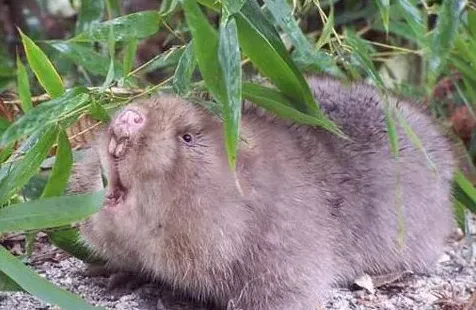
[1,233,475,310]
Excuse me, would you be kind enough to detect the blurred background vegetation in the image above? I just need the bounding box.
[0,0,475,309]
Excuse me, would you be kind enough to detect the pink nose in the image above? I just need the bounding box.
[108,109,145,158]
[112,109,144,139]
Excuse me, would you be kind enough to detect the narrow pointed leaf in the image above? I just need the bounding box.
[0,246,103,309]
[40,129,73,198]
[0,190,105,233]
[72,11,161,42]
[315,6,335,50]
[49,42,123,77]
[0,126,58,205]
[373,0,390,34]
[396,0,426,42]
[173,41,197,96]
[345,29,384,88]
[75,0,105,34]
[428,0,464,85]
[123,39,138,76]
[0,271,24,292]
[218,18,242,169]
[264,0,341,76]
[181,0,226,103]
[235,0,319,115]
[18,30,64,98]
[0,87,89,147]
[16,55,32,112]
[242,83,345,138]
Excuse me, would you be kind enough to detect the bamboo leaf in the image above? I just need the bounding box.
[48,42,123,77]
[173,41,197,96]
[16,55,32,113]
[72,11,161,42]
[75,0,106,35]
[181,0,226,104]
[242,83,345,138]
[345,29,384,88]
[40,129,73,198]
[0,126,58,205]
[0,246,103,309]
[0,271,24,292]
[123,39,138,76]
[373,0,390,34]
[315,5,335,50]
[0,190,105,233]
[235,0,320,115]
[218,17,242,169]
[18,29,64,98]
[264,0,342,76]
[0,87,90,147]
[428,0,464,85]
[396,0,426,42]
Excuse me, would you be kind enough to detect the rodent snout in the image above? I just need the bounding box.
[108,108,145,158]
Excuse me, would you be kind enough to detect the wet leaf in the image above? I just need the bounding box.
[40,129,73,198]
[72,11,161,42]
[0,246,103,309]
[15,55,32,113]
[75,0,106,34]
[0,126,58,205]
[173,41,197,96]
[0,87,90,147]
[18,29,64,98]
[218,17,242,169]
[0,190,105,233]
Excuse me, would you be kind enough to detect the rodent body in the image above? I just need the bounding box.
[70,75,457,310]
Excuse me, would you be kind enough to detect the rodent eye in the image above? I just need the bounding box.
[181,133,194,145]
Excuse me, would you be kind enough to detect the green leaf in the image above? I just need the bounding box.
[223,0,246,18]
[383,103,399,158]
[0,116,10,134]
[0,127,58,205]
[0,88,89,147]
[123,39,138,76]
[218,17,242,169]
[101,25,117,90]
[345,29,384,88]
[141,45,186,74]
[0,271,24,292]
[181,0,226,104]
[48,227,102,264]
[454,199,466,231]
[454,170,476,214]
[264,0,342,76]
[72,11,161,42]
[160,0,180,16]
[49,42,123,77]
[373,0,390,34]
[315,5,335,50]
[396,0,426,42]
[40,129,73,198]
[16,55,32,113]
[18,29,65,98]
[173,41,197,96]
[0,190,105,233]
[75,0,106,34]
[428,0,464,85]
[235,0,320,115]
[0,246,103,309]
[242,83,345,138]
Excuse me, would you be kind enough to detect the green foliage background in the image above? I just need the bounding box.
[0,0,475,308]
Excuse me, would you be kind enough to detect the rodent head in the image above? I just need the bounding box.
[80,95,252,275]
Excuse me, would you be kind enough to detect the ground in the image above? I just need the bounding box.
[0,231,475,310]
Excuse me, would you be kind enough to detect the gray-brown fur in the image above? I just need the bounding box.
[70,75,457,310]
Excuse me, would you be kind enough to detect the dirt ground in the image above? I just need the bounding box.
[0,230,475,310]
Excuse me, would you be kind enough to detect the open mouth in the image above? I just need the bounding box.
[103,163,128,209]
